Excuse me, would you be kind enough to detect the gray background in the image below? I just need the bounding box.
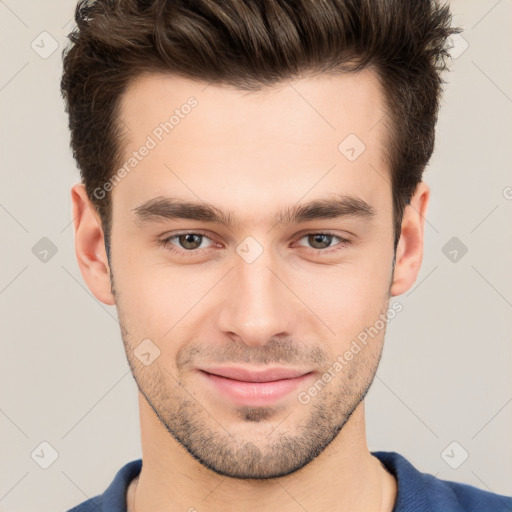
[1,1,511,511]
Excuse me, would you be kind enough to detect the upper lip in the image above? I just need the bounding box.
[200,367,311,383]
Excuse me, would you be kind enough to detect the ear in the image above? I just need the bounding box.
[390,181,430,296]
[71,183,115,305]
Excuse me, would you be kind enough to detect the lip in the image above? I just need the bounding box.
[201,366,310,382]
[198,367,314,406]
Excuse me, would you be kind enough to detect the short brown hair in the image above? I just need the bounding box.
[60,0,459,254]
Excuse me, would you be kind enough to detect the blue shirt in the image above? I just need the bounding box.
[66,451,512,511]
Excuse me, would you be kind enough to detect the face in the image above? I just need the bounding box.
[107,69,397,479]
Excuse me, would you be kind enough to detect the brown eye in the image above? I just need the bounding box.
[177,233,204,250]
[295,232,351,255]
[160,231,215,254]
[307,234,335,249]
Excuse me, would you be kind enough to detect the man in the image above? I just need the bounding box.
[61,0,511,511]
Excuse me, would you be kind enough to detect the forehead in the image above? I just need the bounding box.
[113,69,390,223]
[119,68,386,142]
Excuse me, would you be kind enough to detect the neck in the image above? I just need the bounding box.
[129,395,396,512]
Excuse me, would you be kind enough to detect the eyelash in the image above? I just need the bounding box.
[157,230,352,257]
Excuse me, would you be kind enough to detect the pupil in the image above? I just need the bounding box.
[310,234,331,249]
[181,234,201,249]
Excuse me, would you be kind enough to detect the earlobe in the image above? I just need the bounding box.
[71,183,116,306]
[390,181,430,297]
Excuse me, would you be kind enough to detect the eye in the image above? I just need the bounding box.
[294,233,351,254]
[159,231,216,254]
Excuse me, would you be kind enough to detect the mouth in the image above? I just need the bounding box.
[197,366,315,406]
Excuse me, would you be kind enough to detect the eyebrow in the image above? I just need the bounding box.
[132,194,376,228]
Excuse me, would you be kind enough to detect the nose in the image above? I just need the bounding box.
[216,250,296,347]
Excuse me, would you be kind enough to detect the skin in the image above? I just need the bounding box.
[71,68,429,511]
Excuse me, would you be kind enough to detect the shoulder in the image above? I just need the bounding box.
[66,496,103,512]
[372,451,512,512]
[65,459,143,512]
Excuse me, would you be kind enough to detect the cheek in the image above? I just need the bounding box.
[291,252,392,337]
[115,256,221,337]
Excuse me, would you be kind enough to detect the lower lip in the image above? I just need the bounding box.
[199,371,314,407]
